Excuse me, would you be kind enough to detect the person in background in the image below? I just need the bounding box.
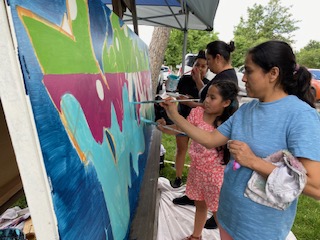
[194,40,238,102]
[170,50,210,188]
[160,40,320,240]
[158,80,239,240]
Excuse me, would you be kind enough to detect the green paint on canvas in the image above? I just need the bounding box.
[102,13,150,73]
[21,1,99,74]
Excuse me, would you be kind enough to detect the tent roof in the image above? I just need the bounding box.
[103,0,220,31]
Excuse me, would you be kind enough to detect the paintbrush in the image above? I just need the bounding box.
[140,117,187,135]
[132,99,199,104]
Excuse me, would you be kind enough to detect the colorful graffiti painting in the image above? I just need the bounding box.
[7,0,153,239]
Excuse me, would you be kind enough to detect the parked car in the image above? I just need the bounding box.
[236,71,247,96]
[177,53,197,76]
[160,65,171,80]
[177,53,216,80]
[309,69,320,101]
[309,69,320,80]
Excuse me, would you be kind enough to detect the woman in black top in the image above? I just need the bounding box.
[194,40,239,102]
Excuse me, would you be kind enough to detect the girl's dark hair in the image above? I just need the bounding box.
[210,80,239,164]
[206,40,235,62]
[248,40,315,108]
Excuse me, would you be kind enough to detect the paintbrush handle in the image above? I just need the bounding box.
[133,99,199,104]
[140,117,187,135]
[161,125,186,135]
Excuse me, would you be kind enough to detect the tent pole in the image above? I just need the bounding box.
[181,28,188,75]
[181,8,189,75]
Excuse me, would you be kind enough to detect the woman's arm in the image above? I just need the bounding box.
[299,158,320,200]
[160,99,228,148]
[228,140,320,200]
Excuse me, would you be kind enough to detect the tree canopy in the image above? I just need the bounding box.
[163,0,320,71]
[296,40,320,69]
[164,29,218,67]
[232,0,299,67]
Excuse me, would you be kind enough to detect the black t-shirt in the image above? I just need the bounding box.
[199,68,238,102]
[176,75,209,118]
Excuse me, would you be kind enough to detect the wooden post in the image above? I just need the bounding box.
[112,0,138,35]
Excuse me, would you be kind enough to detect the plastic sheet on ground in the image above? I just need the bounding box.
[157,177,297,240]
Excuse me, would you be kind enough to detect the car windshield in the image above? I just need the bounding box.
[310,69,320,80]
[185,55,197,67]
[161,67,169,72]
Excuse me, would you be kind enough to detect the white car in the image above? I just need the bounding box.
[160,65,171,80]
[177,53,197,76]
[236,71,246,96]
[177,53,215,80]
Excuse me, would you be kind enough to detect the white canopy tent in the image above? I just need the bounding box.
[103,0,220,72]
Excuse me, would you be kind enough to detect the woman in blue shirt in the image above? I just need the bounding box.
[160,40,320,240]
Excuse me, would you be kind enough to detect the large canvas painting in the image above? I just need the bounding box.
[4,0,153,239]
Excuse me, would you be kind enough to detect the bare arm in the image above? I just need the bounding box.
[299,158,320,200]
[160,99,228,148]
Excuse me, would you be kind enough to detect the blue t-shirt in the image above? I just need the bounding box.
[217,95,320,240]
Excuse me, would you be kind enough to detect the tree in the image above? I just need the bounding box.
[232,0,299,67]
[148,27,171,96]
[296,40,320,68]
[164,29,218,67]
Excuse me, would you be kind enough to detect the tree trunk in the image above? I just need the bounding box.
[148,27,171,97]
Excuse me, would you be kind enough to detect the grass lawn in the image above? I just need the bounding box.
[160,134,320,240]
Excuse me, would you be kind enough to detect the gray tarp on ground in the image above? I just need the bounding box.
[157,177,297,240]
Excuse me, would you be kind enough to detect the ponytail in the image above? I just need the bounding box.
[291,65,315,108]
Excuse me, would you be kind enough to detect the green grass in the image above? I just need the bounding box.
[160,134,320,239]
[159,134,190,184]
[11,195,28,209]
[292,195,320,239]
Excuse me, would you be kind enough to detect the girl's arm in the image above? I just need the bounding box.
[160,99,228,148]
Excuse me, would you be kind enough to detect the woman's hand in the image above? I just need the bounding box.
[227,140,258,169]
[228,140,276,177]
[191,67,202,83]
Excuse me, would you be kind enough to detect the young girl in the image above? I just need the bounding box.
[157,80,239,240]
